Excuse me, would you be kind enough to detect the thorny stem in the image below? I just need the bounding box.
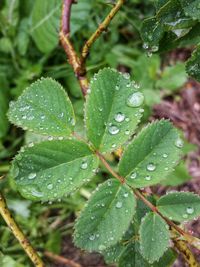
[95,151,125,184]
[60,0,124,96]
[81,0,125,65]
[173,240,200,267]
[0,193,45,267]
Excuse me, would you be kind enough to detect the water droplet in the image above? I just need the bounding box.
[28,173,36,180]
[108,125,119,135]
[114,112,125,123]
[186,207,194,214]
[145,175,151,181]
[143,43,149,50]
[89,234,95,241]
[182,214,188,219]
[175,138,183,148]
[81,161,88,170]
[99,245,106,251]
[130,172,137,179]
[163,153,168,158]
[123,192,129,198]
[147,163,156,171]
[123,73,130,79]
[116,201,122,208]
[111,143,116,148]
[127,92,144,107]
[47,184,53,190]
[125,130,130,135]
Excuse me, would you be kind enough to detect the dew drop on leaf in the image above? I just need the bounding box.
[146,163,156,171]
[89,234,96,241]
[162,153,168,158]
[186,207,194,214]
[81,161,88,170]
[123,192,129,198]
[98,245,106,251]
[28,173,36,180]
[123,73,130,79]
[175,138,183,148]
[47,183,53,190]
[108,125,119,135]
[114,112,125,122]
[130,172,137,179]
[126,92,144,107]
[145,175,151,181]
[116,201,123,208]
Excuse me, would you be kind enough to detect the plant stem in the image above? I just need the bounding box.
[173,240,200,267]
[81,0,125,64]
[0,193,45,267]
[60,0,124,96]
[95,151,125,184]
[44,251,81,267]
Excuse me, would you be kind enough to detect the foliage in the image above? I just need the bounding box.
[7,68,200,266]
[0,0,200,266]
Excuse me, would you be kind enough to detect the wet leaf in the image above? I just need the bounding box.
[157,192,200,222]
[119,120,182,187]
[8,78,75,137]
[74,179,136,252]
[11,139,99,201]
[85,68,144,153]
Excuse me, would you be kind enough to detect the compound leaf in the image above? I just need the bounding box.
[139,213,170,263]
[157,192,200,222]
[74,179,136,252]
[85,68,144,153]
[118,120,182,187]
[8,78,75,137]
[11,139,99,201]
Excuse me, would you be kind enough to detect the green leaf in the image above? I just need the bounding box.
[8,78,75,137]
[157,192,200,222]
[74,179,136,252]
[161,162,192,186]
[118,120,182,187]
[118,242,176,267]
[102,243,126,264]
[180,0,200,20]
[85,68,144,153]
[139,212,170,263]
[156,63,187,91]
[141,17,164,51]
[119,242,149,267]
[186,45,200,82]
[10,139,99,201]
[30,0,91,53]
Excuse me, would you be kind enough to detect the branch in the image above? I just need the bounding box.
[81,0,125,64]
[173,240,200,267]
[0,193,45,267]
[60,0,88,96]
[60,0,125,97]
[44,251,82,267]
